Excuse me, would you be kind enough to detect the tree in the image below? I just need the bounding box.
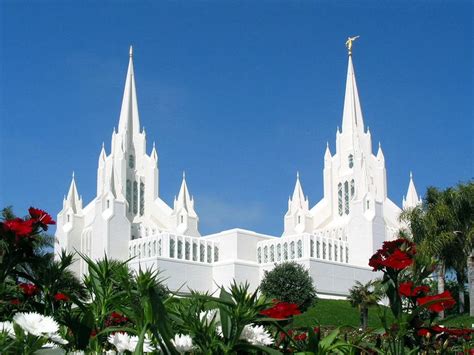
[347,280,381,330]
[401,182,474,317]
[259,262,317,311]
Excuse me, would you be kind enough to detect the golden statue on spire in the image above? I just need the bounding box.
[345,36,360,56]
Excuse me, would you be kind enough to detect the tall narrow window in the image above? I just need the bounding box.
[323,241,327,259]
[334,242,338,261]
[328,243,332,261]
[277,244,281,261]
[257,247,262,263]
[140,182,145,216]
[297,215,301,224]
[200,244,205,262]
[297,240,303,258]
[177,240,183,259]
[129,155,135,168]
[169,239,175,258]
[270,245,275,262]
[338,183,343,216]
[207,245,212,263]
[133,181,138,215]
[185,241,191,260]
[126,180,132,212]
[316,240,321,258]
[264,246,268,263]
[180,215,184,224]
[214,246,219,262]
[310,239,314,257]
[344,181,350,215]
[290,241,295,259]
[193,242,198,261]
[346,246,349,263]
[348,154,354,168]
[340,245,344,262]
[350,179,355,199]
[283,243,288,260]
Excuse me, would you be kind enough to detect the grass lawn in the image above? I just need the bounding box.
[293,299,474,330]
[292,299,390,329]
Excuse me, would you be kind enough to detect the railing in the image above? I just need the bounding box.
[128,233,219,264]
[256,229,349,265]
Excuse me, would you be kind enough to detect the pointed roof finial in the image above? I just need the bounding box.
[345,35,360,56]
[410,171,413,179]
[72,171,75,179]
[182,171,186,179]
[102,142,105,149]
[129,45,133,57]
[296,171,300,179]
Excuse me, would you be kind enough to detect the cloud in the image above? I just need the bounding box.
[196,195,265,235]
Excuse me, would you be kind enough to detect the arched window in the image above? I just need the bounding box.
[207,245,212,263]
[177,240,183,259]
[316,240,320,258]
[200,243,205,262]
[126,180,132,212]
[297,215,301,224]
[257,247,262,263]
[169,238,175,258]
[180,215,184,224]
[153,241,156,255]
[158,239,162,256]
[214,246,219,262]
[290,241,295,259]
[270,245,275,262]
[328,242,332,261]
[133,181,138,215]
[310,239,314,257]
[297,240,303,258]
[340,245,344,262]
[67,215,70,222]
[185,241,191,260]
[334,242,338,261]
[346,246,349,263]
[140,182,145,216]
[348,154,354,168]
[344,181,350,215]
[350,179,355,199]
[263,246,268,263]
[277,244,281,261]
[129,155,135,168]
[323,241,327,259]
[338,183,343,216]
[193,242,198,261]
[283,243,288,260]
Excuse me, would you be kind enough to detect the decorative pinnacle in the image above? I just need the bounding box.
[182,171,186,179]
[345,35,360,56]
[129,45,133,57]
[72,171,75,179]
[410,171,413,179]
[296,171,300,179]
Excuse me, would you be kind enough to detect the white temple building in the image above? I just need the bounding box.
[55,46,422,298]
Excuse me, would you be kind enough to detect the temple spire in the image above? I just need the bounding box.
[341,52,365,135]
[403,172,422,209]
[174,173,197,217]
[65,172,82,213]
[289,172,309,212]
[117,45,141,146]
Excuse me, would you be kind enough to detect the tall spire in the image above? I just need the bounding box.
[117,45,141,146]
[403,172,422,209]
[105,163,117,198]
[341,53,365,135]
[289,172,309,212]
[65,172,82,213]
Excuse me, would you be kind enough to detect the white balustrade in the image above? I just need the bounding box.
[256,228,349,265]
[128,233,219,264]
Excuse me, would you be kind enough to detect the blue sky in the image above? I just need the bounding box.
[0,1,472,236]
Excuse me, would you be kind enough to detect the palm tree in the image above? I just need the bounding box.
[401,182,474,316]
[347,280,381,330]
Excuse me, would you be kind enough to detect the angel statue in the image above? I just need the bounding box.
[345,36,360,55]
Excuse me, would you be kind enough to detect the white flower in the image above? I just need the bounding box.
[108,332,154,353]
[13,312,59,337]
[172,334,194,353]
[199,309,218,325]
[0,321,15,339]
[50,333,69,345]
[240,324,274,346]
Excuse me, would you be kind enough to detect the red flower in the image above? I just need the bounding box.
[29,207,56,230]
[3,218,34,237]
[10,298,21,305]
[369,238,416,271]
[260,301,301,319]
[418,291,456,313]
[294,333,307,341]
[54,292,70,302]
[105,312,129,326]
[398,281,430,298]
[19,283,39,297]
[417,328,430,337]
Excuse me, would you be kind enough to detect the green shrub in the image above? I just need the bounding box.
[260,262,317,311]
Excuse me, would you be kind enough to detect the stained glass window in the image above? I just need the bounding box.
[133,181,138,215]
[170,239,175,258]
[338,183,343,216]
[290,241,295,259]
[344,181,349,215]
[140,182,145,216]
[270,245,275,262]
[297,240,303,258]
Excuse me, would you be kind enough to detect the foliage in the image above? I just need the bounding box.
[260,262,317,311]
[347,280,382,330]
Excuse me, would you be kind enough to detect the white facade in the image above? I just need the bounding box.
[55,47,422,297]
